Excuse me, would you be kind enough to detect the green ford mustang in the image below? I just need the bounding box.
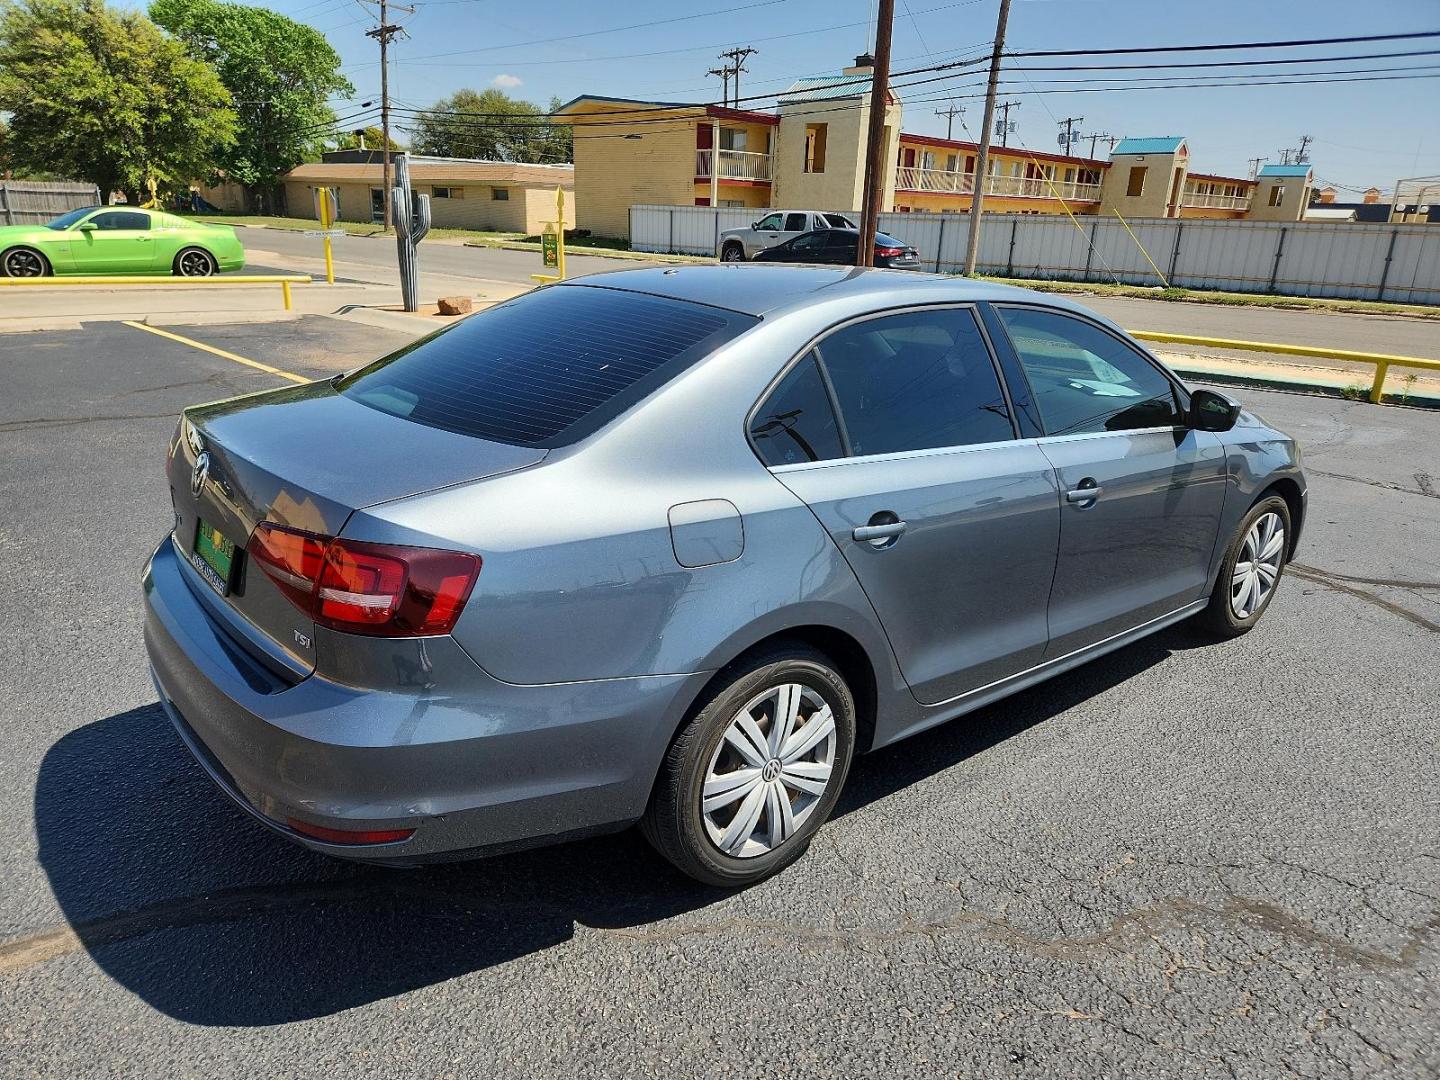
[0,206,246,277]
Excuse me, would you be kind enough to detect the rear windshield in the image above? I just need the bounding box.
[875,232,907,247]
[337,285,757,447]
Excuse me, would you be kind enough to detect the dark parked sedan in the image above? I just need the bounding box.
[145,266,1305,887]
[752,227,921,269]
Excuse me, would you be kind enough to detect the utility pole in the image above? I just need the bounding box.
[1056,116,1084,156]
[364,0,411,230]
[707,66,730,106]
[1085,132,1115,158]
[963,0,1012,275]
[935,101,965,140]
[1295,134,1313,163]
[718,46,757,107]
[994,100,1020,147]
[1247,156,1268,179]
[1278,147,1296,166]
[855,0,894,267]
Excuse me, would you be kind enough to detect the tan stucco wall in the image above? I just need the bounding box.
[1247,177,1311,221]
[282,180,573,234]
[567,104,705,239]
[1099,151,1187,218]
[771,98,899,214]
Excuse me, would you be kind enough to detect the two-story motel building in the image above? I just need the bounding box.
[558,55,1314,240]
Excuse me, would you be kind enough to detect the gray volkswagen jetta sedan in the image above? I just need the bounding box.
[144,265,1305,886]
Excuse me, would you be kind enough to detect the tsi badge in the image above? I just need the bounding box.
[293,629,313,650]
[190,450,211,498]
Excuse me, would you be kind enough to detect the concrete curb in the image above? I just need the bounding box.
[1173,364,1440,408]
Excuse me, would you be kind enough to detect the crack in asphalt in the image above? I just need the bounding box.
[1288,565,1440,633]
[1290,563,1440,592]
[0,411,180,434]
[1310,469,1440,500]
[3,873,1437,982]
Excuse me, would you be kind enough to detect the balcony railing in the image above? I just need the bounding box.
[896,167,1101,202]
[1181,189,1252,211]
[695,149,773,182]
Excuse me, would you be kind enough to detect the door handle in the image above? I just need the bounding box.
[1065,482,1103,505]
[852,520,908,544]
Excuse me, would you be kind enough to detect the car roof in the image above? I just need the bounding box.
[558,264,1096,320]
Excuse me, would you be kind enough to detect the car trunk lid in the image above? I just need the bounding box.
[167,380,544,675]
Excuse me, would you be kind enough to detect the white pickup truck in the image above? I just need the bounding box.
[716,210,859,262]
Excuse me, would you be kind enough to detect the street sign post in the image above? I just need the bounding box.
[530,187,568,285]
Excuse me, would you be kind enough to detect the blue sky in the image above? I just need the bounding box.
[272,0,1440,192]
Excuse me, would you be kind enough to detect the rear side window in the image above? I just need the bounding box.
[338,285,756,447]
[817,308,1014,456]
[784,212,808,231]
[750,353,843,466]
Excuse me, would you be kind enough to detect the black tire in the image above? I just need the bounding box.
[642,643,856,887]
[720,242,746,263]
[1,246,50,278]
[173,247,218,277]
[1196,494,1291,638]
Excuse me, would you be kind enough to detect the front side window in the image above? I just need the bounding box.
[995,307,1182,436]
[817,308,1013,457]
[90,211,149,230]
[339,285,757,447]
[756,213,783,230]
[48,207,99,230]
[749,353,843,466]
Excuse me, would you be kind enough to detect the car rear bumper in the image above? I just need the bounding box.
[143,537,705,862]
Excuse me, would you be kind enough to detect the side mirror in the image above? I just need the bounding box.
[750,222,759,230]
[1189,388,1241,432]
[76,222,97,232]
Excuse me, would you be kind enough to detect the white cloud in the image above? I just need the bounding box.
[492,73,523,89]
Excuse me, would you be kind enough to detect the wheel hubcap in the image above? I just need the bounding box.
[702,683,837,859]
[1231,511,1285,619]
[180,251,212,276]
[724,248,741,261]
[6,250,42,277]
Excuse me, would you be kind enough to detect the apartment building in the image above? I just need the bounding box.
[559,56,1300,239]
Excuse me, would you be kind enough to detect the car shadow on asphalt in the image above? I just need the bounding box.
[34,625,1201,1027]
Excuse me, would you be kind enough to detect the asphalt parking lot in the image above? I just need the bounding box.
[0,315,1436,1078]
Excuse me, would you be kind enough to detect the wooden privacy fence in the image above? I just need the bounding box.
[0,182,103,226]
[629,205,1440,305]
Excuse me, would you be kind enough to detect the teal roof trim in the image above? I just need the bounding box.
[1258,164,1313,177]
[1112,137,1186,155]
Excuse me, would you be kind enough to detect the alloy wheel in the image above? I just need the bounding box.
[177,249,216,277]
[722,246,743,262]
[701,683,837,858]
[1231,511,1285,619]
[3,249,45,278]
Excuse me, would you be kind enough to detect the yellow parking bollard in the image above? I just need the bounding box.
[1369,361,1390,404]
[282,280,292,311]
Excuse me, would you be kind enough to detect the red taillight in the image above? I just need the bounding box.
[246,523,480,637]
[286,818,416,845]
[876,246,905,257]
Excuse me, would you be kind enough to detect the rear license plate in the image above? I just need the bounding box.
[190,517,235,595]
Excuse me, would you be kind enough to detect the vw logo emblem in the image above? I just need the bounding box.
[190,451,211,498]
[761,758,782,783]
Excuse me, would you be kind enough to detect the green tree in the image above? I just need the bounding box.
[151,0,351,211]
[332,126,404,152]
[411,89,570,164]
[0,0,236,202]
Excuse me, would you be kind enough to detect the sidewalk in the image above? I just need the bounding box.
[1158,350,1440,407]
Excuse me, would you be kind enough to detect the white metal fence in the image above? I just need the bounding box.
[629,204,1440,304]
[0,181,102,226]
